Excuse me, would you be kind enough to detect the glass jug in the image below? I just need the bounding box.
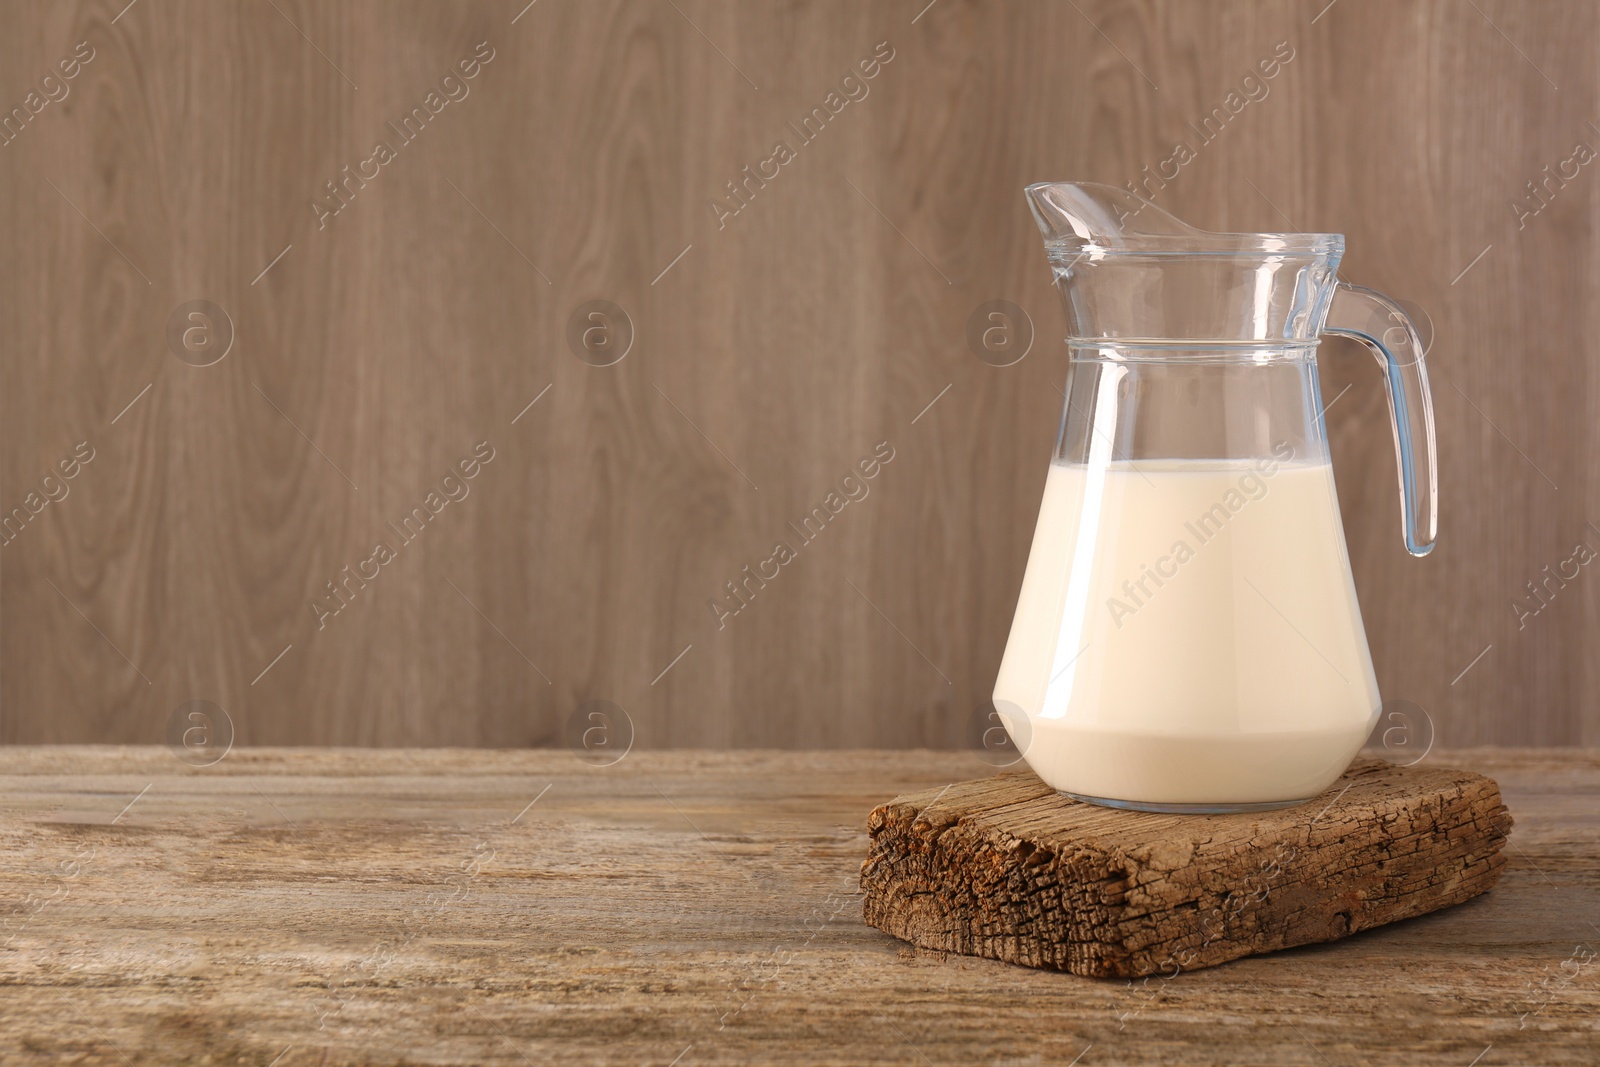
[994,182,1437,813]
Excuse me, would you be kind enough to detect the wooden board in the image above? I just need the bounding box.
[3,1,1600,748]
[0,747,1595,1065]
[861,759,1512,977]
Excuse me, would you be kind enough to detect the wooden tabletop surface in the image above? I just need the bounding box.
[0,747,1594,1066]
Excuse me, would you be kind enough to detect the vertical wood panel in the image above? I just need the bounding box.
[1,0,1595,748]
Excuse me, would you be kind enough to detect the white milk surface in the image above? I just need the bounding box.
[994,458,1380,806]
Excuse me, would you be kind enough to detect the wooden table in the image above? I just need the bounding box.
[0,748,1594,1065]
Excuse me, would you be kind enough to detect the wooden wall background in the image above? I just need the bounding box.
[1,0,1595,748]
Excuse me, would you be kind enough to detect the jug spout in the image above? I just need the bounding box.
[1024,181,1207,251]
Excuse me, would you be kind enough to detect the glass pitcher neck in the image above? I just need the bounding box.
[1027,181,1345,343]
[1055,356,1332,469]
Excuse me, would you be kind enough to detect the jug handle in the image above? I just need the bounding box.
[1322,282,1438,557]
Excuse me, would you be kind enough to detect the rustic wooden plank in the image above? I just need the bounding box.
[860,759,1512,977]
[0,748,1594,1065]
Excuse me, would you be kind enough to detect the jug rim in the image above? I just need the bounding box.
[1041,234,1345,257]
[1024,181,1344,257]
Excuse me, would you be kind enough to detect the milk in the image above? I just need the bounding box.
[993,457,1380,808]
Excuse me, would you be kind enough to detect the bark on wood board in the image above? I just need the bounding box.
[860,759,1513,977]
[0,747,1594,1066]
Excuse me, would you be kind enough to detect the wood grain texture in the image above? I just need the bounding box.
[1,1,1597,746]
[0,747,1593,1065]
[861,759,1512,977]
